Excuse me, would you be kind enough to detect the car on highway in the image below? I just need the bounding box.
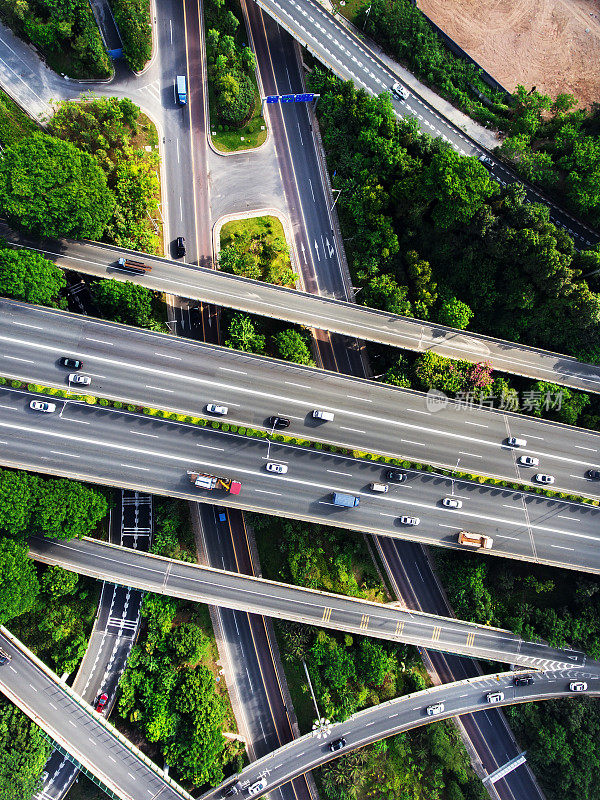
[268,416,290,429]
[68,373,91,386]
[506,436,527,447]
[387,470,407,482]
[59,357,83,370]
[486,691,504,704]
[206,403,228,415]
[370,482,388,493]
[223,780,242,797]
[266,462,288,474]
[312,409,335,421]
[534,473,555,485]
[586,469,600,480]
[391,81,409,100]
[478,153,494,167]
[175,236,186,258]
[442,497,462,509]
[570,681,587,692]
[328,737,347,752]
[518,455,539,467]
[29,400,56,413]
[0,647,11,666]
[95,692,108,713]
[426,702,444,716]
[247,778,268,796]
[513,675,534,686]
[399,516,420,526]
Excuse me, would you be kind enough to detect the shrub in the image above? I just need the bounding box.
[110,0,152,72]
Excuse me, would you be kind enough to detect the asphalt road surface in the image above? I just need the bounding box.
[28,536,586,670]
[0,629,188,800]
[5,229,600,393]
[3,300,600,502]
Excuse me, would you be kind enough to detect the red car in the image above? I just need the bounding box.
[95,692,108,713]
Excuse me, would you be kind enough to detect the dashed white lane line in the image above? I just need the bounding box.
[327,469,353,477]
[144,385,174,392]
[340,426,366,433]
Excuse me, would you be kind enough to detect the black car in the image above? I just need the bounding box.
[0,647,11,666]
[387,470,407,482]
[586,469,600,480]
[328,737,346,752]
[223,781,242,797]
[175,236,186,258]
[513,675,534,687]
[59,357,83,370]
[268,416,290,429]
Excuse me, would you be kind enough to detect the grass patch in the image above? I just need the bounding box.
[0,89,39,148]
[219,215,294,286]
[210,94,267,152]
[331,0,365,24]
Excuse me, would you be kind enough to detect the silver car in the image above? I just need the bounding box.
[426,702,444,716]
[69,373,91,385]
[399,516,420,526]
[30,400,56,413]
[266,462,288,474]
[206,403,228,415]
[518,455,539,467]
[534,473,555,485]
[442,497,462,509]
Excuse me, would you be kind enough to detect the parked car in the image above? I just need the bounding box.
[30,400,56,413]
[206,403,228,415]
[426,702,444,716]
[586,469,600,480]
[534,473,555,485]
[247,779,268,796]
[442,497,462,509]
[68,373,91,386]
[506,436,527,447]
[268,416,290,429]
[266,462,288,474]
[518,455,539,467]
[569,681,587,692]
[387,470,407,482]
[0,648,11,666]
[59,357,82,370]
[328,737,347,752]
[175,236,186,258]
[513,675,534,687]
[391,81,409,100]
[399,516,420,526]
[486,691,504,704]
[95,692,108,713]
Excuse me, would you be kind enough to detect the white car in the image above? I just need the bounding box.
[206,403,228,415]
[399,516,420,526]
[370,482,388,493]
[478,153,494,167]
[486,691,504,704]
[266,462,288,474]
[426,702,444,716]
[570,681,587,692]
[442,497,462,509]
[247,779,268,796]
[518,455,539,467]
[30,400,56,413]
[534,473,555,485]
[506,436,527,447]
[391,81,409,100]
[69,373,91,386]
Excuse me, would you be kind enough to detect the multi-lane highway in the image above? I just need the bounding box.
[5,230,600,393]
[28,536,586,670]
[5,385,600,573]
[3,299,600,501]
[0,628,190,800]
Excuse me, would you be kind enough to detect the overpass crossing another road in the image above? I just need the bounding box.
[29,536,587,671]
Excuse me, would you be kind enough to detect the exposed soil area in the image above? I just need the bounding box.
[418,0,600,107]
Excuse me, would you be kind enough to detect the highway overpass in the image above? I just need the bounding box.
[3,299,600,505]
[29,536,586,670]
[4,230,600,394]
[4,386,600,573]
[0,628,190,800]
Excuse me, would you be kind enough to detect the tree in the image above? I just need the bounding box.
[273,329,315,366]
[0,538,39,625]
[362,273,412,316]
[225,313,265,354]
[33,478,108,540]
[0,469,36,535]
[438,297,474,330]
[0,249,66,307]
[41,565,79,598]
[168,623,209,663]
[0,698,50,800]
[90,279,160,329]
[0,133,115,239]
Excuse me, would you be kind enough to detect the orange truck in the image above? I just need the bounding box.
[117,257,152,274]
[188,471,241,495]
[457,530,493,549]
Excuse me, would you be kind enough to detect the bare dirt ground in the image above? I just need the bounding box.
[418,0,600,108]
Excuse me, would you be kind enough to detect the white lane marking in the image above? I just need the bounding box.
[327,469,353,477]
[401,439,426,446]
[219,367,247,375]
[459,451,482,458]
[29,683,38,692]
[129,431,159,438]
[464,421,489,428]
[408,409,430,415]
[0,404,17,410]
[12,322,43,329]
[575,445,596,452]
[196,444,225,451]
[65,418,90,425]
[51,451,79,458]
[284,381,310,389]
[85,338,113,345]
[120,464,151,471]
[347,395,371,402]
[340,426,366,433]
[68,720,76,727]
[4,355,34,363]
[155,353,182,360]
[48,702,57,709]
[144,385,174,392]
[557,515,579,521]
[550,544,575,551]
[255,489,282,496]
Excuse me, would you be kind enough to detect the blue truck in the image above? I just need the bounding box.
[176,75,187,105]
[332,492,360,507]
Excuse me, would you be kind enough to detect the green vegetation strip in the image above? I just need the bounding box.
[7,375,598,508]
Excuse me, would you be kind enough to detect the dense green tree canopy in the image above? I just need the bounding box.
[90,279,161,330]
[0,133,115,239]
[0,698,50,800]
[272,329,315,366]
[225,313,265,354]
[0,248,66,307]
[0,538,39,625]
